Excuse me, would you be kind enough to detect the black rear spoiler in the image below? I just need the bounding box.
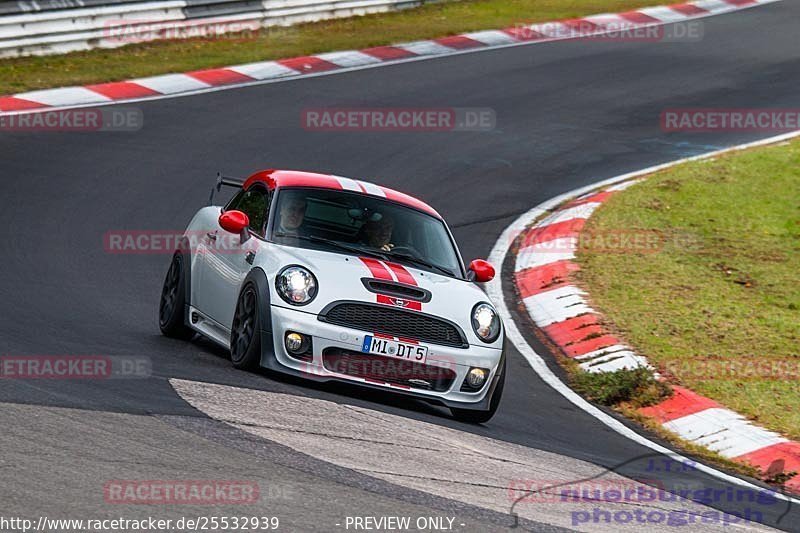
[209,172,244,205]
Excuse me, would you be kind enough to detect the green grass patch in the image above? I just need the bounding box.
[571,366,672,407]
[576,139,800,441]
[1,0,662,94]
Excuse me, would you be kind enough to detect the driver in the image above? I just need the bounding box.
[360,214,395,252]
[277,195,308,236]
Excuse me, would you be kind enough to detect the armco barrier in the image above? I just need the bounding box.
[0,0,145,17]
[0,0,421,57]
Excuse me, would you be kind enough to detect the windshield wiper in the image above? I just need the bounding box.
[384,252,455,277]
[274,233,386,260]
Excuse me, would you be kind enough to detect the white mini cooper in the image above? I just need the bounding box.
[159,169,505,423]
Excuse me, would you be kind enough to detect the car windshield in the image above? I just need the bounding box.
[271,187,463,278]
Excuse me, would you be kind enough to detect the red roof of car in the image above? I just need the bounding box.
[242,169,441,218]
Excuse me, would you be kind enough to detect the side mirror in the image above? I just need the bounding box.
[468,259,495,283]
[219,210,249,234]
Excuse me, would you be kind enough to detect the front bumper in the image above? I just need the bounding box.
[261,303,504,410]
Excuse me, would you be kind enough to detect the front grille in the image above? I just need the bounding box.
[322,348,456,392]
[319,302,467,348]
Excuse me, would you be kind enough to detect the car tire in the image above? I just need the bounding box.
[450,359,505,424]
[159,252,194,340]
[230,282,262,370]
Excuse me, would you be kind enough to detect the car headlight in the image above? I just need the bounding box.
[471,302,500,343]
[276,265,318,305]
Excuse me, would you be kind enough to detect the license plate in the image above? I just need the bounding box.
[361,335,428,363]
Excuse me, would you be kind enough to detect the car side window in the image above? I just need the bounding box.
[226,187,270,237]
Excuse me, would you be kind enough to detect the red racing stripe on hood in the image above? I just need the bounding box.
[361,257,423,311]
[359,257,392,279]
[385,262,416,285]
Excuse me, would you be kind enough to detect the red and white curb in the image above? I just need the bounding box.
[503,132,800,494]
[0,0,780,114]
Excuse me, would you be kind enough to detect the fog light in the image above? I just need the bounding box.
[466,367,488,389]
[285,332,307,354]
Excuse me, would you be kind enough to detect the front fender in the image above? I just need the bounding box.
[237,268,276,366]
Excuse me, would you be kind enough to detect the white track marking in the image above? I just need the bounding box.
[487,130,800,504]
[582,13,629,27]
[132,73,211,94]
[522,285,593,327]
[227,61,297,80]
[540,202,602,225]
[527,22,573,39]
[639,6,692,22]
[461,30,517,46]
[580,351,651,373]
[316,50,383,68]
[664,409,789,458]
[575,344,631,361]
[694,0,739,13]
[515,237,577,271]
[15,87,111,106]
[395,40,454,56]
[606,178,644,191]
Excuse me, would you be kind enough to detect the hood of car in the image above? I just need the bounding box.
[258,244,498,347]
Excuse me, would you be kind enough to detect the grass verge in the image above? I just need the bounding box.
[570,366,672,408]
[576,138,800,442]
[2,0,662,94]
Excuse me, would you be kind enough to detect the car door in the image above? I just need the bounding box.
[197,185,271,330]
